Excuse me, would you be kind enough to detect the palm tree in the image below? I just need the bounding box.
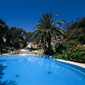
[33,12,66,55]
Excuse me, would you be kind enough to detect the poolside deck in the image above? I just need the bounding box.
[56,59,85,68]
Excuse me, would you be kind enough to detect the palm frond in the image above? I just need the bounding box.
[50,13,60,24]
[54,22,62,27]
[58,20,66,24]
[32,12,66,50]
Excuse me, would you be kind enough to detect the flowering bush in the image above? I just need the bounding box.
[54,44,85,63]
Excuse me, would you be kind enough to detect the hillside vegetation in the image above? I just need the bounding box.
[54,17,85,63]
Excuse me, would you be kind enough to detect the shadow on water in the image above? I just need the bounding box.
[48,71,51,74]
[0,60,6,62]
[0,64,17,85]
[1,80,17,85]
[44,56,51,59]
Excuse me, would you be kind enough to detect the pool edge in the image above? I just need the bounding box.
[55,59,85,68]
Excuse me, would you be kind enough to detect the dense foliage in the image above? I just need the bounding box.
[5,27,27,48]
[54,44,85,63]
[25,32,34,41]
[0,19,34,55]
[0,19,8,55]
[54,17,85,63]
[66,17,85,44]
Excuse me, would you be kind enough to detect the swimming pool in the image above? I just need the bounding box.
[0,55,85,85]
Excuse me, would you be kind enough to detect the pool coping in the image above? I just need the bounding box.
[55,59,85,68]
[1,53,35,56]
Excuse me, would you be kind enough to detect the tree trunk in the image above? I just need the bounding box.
[48,42,51,56]
[47,36,51,56]
[1,47,2,55]
[0,35,2,55]
[0,44,2,55]
[42,43,46,53]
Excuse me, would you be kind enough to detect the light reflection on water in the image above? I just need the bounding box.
[0,55,85,85]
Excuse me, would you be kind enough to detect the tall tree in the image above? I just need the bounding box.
[33,12,65,55]
[65,17,85,44]
[5,27,27,48]
[0,19,8,55]
[25,32,34,42]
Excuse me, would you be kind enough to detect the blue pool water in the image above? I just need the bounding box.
[0,55,85,85]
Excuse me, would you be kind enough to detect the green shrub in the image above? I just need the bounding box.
[63,54,68,60]
[13,49,16,51]
[62,39,80,48]
[55,43,66,54]
[53,53,63,59]
[24,47,30,49]
[54,44,85,63]
[38,47,43,49]
[44,48,54,55]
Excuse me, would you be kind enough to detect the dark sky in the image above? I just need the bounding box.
[0,0,85,32]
